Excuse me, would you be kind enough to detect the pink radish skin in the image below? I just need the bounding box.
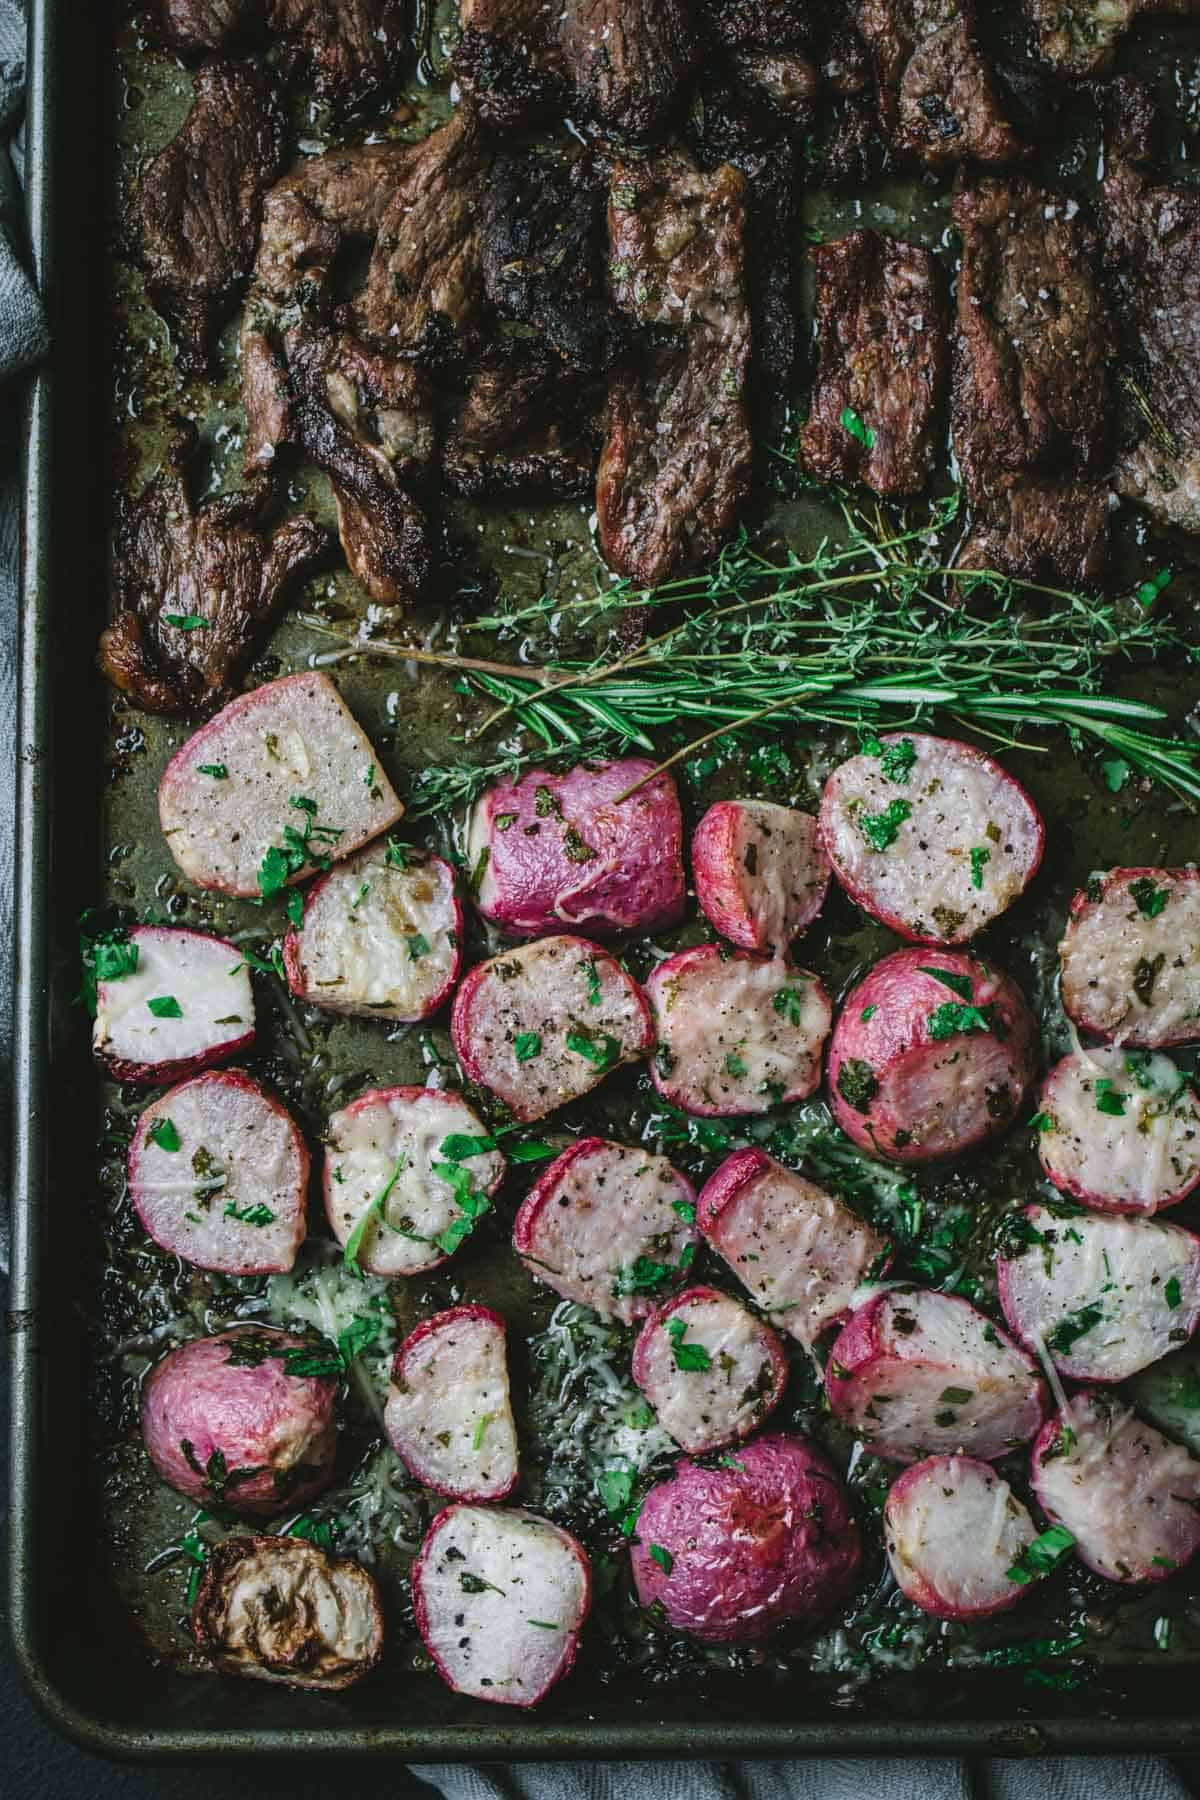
[283,843,462,1022]
[513,1137,699,1324]
[1031,1392,1200,1585]
[141,1327,338,1516]
[631,1285,788,1454]
[385,1306,518,1502]
[93,925,254,1085]
[645,945,832,1118]
[819,731,1044,945]
[451,934,654,1122]
[412,1505,591,1708]
[692,800,831,951]
[1036,1050,1200,1214]
[630,1434,862,1644]
[467,759,686,939]
[130,1070,309,1274]
[698,1148,889,1346]
[884,1456,1038,1621]
[827,947,1038,1163]
[1059,868,1200,1049]
[826,1289,1047,1463]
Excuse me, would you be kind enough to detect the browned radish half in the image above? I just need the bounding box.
[630,1285,788,1453]
[1036,1049,1200,1214]
[283,841,461,1021]
[997,1204,1200,1384]
[412,1505,591,1707]
[130,1070,308,1274]
[691,800,831,951]
[513,1137,699,1324]
[324,1086,506,1277]
[1059,868,1200,1048]
[884,1456,1038,1621]
[385,1306,518,1502]
[819,732,1044,945]
[192,1536,384,1689]
[451,934,653,1122]
[825,1289,1047,1463]
[158,672,402,897]
[827,947,1038,1163]
[93,925,254,1085]
[645,946,831,1118]
[1032,1391,1200,1584]
[698,1148,888,1346]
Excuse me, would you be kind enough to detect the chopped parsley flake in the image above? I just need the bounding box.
[565,1028,620,1070]
[148,1117,181,1152]
[773,986,805,1026]
[840,406,875,449]
[649,1544,674,1574]
[970,846,991,889]
[926,1001,995,1040]
[197,763,227,779]
[147,995,182,1019]
[1130,877,1168,919]
[666,1316,712,1372]
[1094,1079,1127,1117]
[514,1031,542,1062]
[859,798,912,852]
[1006,1525,1075,1585]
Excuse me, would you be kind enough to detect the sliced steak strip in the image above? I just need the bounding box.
[1024,0,1200,78]
[559,0,697,141]
[441,352,598,503]
[454,0,564,127]
[100,427,327,717]
[597,154,752,588]
[854,0,1023,167]
[160,0,407,108]
[798,231,947,497]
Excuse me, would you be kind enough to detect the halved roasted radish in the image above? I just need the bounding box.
[827,948,1038,1163]
[1036,1049,1200,1214]
[631,1286,787,1453]
[692,800,831,952]
[283,841,461,1021]
[92,925,254,1085]
[884,1456,1038,1621]
[130,1070,308,1274]
[1059,868,1200,1048]
[385,1306,518,1502]
[192,1536,384,1689]
[159,672,403,898]
[698,1148,887,1346]
[324,1087,506,1277]
[1031,1391,1200,1584]
[451,934,653,1123]
[819,732,1044,945]
[826,1289,1047,1463]
[513,1137,699,1324]
[997,1204,1200,1384]
[645,947,831,1118]
[412,1505,591,1708]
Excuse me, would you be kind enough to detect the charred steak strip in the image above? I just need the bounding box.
[855,0,1023,166]
[160,0,407,106]
[454,0,564,127]
[442,354,597,501]
[559,0,697,141]
[1024,0,1200,78]
[799,230,947,497]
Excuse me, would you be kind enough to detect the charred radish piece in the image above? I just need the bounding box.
[468,759,686,939]
[324,1087,506,1278]
[827,948,1038,1163]
[1032,1391,1200,1584]
[820,732,1044,946]
[385,1306,518,1502]
[691,800,831,952]
[92,925,254,1085]
[192,1536,383,1689]
[826,1289,1047,1463]
[158,672,402,898]
[1059,868,1200,1048]
[451,934,653,1122]
[513,1137,699,1324]
[698,1148,887,1347]
[412,1505,591,1707]
[997,1203,1200,1384]
[631,1286,787,1453]
[130,1070,308,1274]
[630,1434,861,1644]
[284,840,461,1022]
[645,947,831,1118]
[141,1327,338,1516]
[884,1456,1038,1621]
[1036,1049,1200,1214]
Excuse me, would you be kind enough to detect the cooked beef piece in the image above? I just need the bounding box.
[855,0,1024,166]
[454,0,564,127]
[729,50,822,119]
[798,230,947,497]
[1102,80,1200,534]
[99,427,328,716]
[1023,0,1200,78]
[443,353,598,499]
[952,173,1116,582]
[559,0,697,140]
[956,479,1110,586]
[160,0,261,52]
[706,0,817,45]
[160,0,407,107]
[481,153,625,373]
[137,61,285,375]
[814,17,890,187]
[596,155,752,588]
